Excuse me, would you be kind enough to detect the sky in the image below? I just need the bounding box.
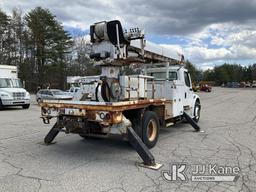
[1,0,256,70]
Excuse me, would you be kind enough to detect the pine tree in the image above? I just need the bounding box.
[24,7,72,89]
[0,9,10,65]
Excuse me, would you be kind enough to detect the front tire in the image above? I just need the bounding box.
[22,104,30,109]
[0,99,3,110]
[193,100,201,122]
[141,111,160,149]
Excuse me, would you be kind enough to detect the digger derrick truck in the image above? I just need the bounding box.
[40,20,201,169]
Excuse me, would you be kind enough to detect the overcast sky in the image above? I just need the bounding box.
[1,0,256,69]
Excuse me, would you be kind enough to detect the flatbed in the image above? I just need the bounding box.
[40,98,172,125]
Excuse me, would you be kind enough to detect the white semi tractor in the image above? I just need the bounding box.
[0,65,30,109]
[40,20,201,169]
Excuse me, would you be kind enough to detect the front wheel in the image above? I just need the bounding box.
[0,99,3,110]
[22,104,30,109]
[193,101,201,122]
[142,111,160,149]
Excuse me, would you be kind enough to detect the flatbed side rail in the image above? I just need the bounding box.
[40,99,172,112]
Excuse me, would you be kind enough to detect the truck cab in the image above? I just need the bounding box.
[146,64,201,122]
[0,65,30,109]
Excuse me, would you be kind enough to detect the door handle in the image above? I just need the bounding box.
[189,88,193,91]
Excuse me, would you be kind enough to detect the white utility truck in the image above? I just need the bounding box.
[0,65,30,109]
[40,20,201,169]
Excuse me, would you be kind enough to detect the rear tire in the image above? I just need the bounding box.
[141,111,159,149]
[22,104,30,109]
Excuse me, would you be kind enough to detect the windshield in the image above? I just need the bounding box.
[52,90,65,95]
[0,78,23,88]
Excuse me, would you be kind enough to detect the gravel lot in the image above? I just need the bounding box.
[0,87,256,192]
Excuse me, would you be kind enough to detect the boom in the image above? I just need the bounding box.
[89,20,184,65]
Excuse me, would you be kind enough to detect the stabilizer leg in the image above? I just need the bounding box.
[183,112,201,132]
[44,122,61,144]
[127,127,162,170]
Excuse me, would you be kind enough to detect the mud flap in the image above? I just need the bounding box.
[183,112,201,131]
[127,126,162,170]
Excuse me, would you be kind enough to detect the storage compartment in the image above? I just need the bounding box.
[119,75,152,100]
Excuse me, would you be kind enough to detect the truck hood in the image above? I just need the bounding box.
[0,88,27,93]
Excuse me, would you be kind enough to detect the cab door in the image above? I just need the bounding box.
[183,71,193,108]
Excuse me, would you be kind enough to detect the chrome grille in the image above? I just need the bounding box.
[13,92,25,99]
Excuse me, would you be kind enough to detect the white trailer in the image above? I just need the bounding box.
[40,20,201,169]
[0,65,30,109]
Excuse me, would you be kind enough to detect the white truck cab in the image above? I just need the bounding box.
[146,64,200,122]
[0,65,30,109]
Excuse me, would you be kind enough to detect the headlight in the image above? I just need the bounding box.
[25,92,30,98]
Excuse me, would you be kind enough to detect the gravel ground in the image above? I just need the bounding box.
[0,87,256,192]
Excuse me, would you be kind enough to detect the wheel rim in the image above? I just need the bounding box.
[195,105,200,120]
[147,119,157,142]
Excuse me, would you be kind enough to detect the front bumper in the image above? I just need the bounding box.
[1,99,30,106]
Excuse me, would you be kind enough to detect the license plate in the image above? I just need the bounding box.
[64,108,86,116]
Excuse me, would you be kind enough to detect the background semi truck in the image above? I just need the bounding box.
[0,65,30,109]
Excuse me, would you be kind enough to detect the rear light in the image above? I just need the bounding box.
[99,112,111,120]
[105,113,111,120]
[99,113,105,119]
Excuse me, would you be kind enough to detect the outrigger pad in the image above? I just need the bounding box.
[127,127,162,170]
[136,162,163,170]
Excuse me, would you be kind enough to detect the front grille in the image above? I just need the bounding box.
[13,92,25,99]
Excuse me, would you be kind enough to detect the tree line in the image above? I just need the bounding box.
[186,61,256,85]
[0,7,98,91]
